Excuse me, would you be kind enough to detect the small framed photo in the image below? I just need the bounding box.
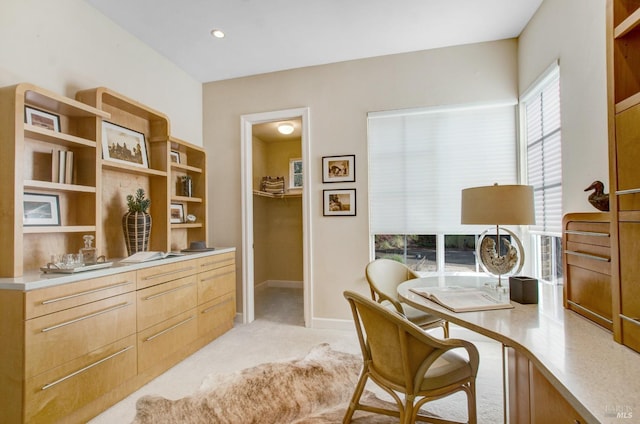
[323,189,356,216]
[322,155,355,183]
[25,106,60,132]
[170,203,185,223]
[23,193,61,226]
[102,121,149,169]
[170,150,181,164]
[289,158,303,189]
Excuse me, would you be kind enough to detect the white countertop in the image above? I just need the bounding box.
[398,275,639,424]
[0,247,235,291]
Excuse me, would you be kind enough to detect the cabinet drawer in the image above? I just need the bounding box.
[565,266,612,330]
[137,259,198,290]
[25,291,136,379]
[25,334,136,424]
[564,241,611,275]
[564,221,610,247]
[25,271,136,319]
[137,309,198,372]
[198,265,235,304]
[621,316,640,353]
[198,251,235,273]
[198,293,235,339]
[137,275,197,331]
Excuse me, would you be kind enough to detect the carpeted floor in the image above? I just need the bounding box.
[89,286,503,423]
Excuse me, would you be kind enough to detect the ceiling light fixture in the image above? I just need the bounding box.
[210,29,225,38]
[277,123,294,135]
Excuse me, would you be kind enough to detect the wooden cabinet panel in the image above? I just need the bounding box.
[529,363,584,424]
[136,259,198,290]
[198,293,235,339]
[565,266,613,330]
[25,291,136,379]
[136,275,197,331]
[618,221,640,351]
[24,334,136,424]
[615,103,640,210]
[25,271,136,319]
[198,264,235,304]
[198,251,235,272]
[137,309,198,372]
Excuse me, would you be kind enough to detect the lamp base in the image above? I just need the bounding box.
[476,226,524,283]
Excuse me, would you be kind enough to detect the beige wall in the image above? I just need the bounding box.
[252,137,303,286]
[204,39,520,324]
[0,0,202,145]
[518,0,608,213]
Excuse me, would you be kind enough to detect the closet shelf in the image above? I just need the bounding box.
[253,190,302,199]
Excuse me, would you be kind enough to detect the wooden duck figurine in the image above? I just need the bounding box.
[584,180,609,212]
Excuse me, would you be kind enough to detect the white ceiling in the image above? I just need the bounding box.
[85,0,543,83]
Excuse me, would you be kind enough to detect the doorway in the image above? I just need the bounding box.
[240,108,311,326]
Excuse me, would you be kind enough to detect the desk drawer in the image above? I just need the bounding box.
[198,252,235,273]
[198,293,235,339]
[25,292,136,378]
[25,334,136,424]
[25,271,136,319]
[137,309,198,372]
[137,275,197,331]
[198,264,235,304]
[137,259,198,290]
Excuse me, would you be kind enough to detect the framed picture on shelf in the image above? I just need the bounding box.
[170,203,185,223]
[170,150,181,164]
[289,158,303,189]
[101,121,149,169]
[323,189,356,216]
[23,193,61,226]
[25,106,60,132]
[322,155,355,183]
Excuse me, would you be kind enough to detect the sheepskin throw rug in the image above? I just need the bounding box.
[132,343,411,423]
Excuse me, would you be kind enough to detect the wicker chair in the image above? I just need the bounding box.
[365,259,449,338]
[343,290,478,424]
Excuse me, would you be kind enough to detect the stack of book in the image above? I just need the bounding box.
[52,149,74,184]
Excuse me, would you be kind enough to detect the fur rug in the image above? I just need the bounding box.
[132,343,405,423]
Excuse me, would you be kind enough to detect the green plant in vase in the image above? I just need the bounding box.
[122,188,152,256]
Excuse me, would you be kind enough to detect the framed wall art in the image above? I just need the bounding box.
[323,189,356,216]
[170,150,181,164]
[25,106,60,132]
[170,203,185,223]
[23,193,61,226]
[289,158,303,189]
[102,121,149,169]
[322,154,355,183]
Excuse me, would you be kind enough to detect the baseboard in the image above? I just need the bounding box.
[310,317,354,331]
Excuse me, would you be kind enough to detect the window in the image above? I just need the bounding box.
[520,62,563,284]
[368,103,518,273]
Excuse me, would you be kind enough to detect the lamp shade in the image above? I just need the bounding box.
[461,184,535,225]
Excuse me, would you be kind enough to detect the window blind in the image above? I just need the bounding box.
[521,64,562,235]
[368,103,517,235]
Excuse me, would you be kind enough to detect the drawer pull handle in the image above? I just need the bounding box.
[41,345,134,390]
[201,297,234,314]
[142,266,196,281]
[565,250,610,262]
[200,270,235,282]
[564,230,609,237]
[616,187,640,195]
[567,301,613,324]
[41,302,131,333]
[143,282,196,301]
[41,281,134,304]
[145,316,195,342]
[200,260,233,268]
[621,315,640,326]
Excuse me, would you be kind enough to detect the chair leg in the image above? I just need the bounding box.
[402,395,415,424]
[442,321,450,338]
[466,380,477,424]
[343,366,370,423]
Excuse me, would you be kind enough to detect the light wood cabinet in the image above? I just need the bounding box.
[0,83,108,278]
[607,0,640,352]
[0,250,236,424]
[562,213,612,330]
[508,348,586,424]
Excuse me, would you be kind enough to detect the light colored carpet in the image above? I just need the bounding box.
[89,287,503,423]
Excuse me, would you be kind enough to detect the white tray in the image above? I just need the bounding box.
[40,262,113,274]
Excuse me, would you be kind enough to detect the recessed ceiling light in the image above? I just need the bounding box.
[278,123,294,135]
[210,29,225,38]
